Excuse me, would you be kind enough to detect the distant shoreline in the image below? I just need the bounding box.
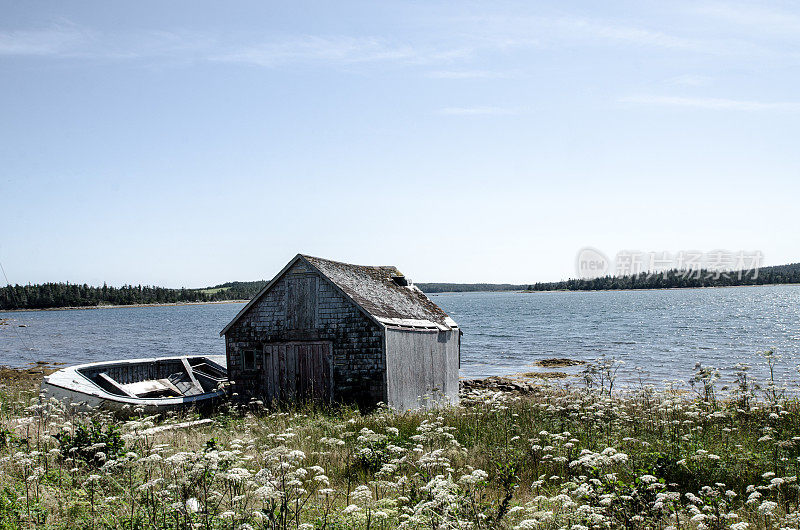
[0,299,249,313]
[428,282,800,294]
[3,282,799,311]
[522,282,800,293]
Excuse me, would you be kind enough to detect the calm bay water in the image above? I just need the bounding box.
[2,285,799,389]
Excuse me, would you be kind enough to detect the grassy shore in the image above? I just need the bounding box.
[2,358,800,529]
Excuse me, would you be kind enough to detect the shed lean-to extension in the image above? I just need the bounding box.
[220,254,461,410]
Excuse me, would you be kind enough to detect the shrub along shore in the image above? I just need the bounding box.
[1,356,799,529]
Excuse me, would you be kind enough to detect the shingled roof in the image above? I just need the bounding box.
[220,254,458,335]
[303,255,458,330]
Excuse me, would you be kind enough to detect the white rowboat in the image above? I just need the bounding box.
[41,355,228,412]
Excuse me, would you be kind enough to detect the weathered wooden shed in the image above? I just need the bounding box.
[220,254,461,410]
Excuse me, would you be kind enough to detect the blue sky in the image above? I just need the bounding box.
[1,1,798,286]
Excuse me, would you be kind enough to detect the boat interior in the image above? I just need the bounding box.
[78,357,227,399]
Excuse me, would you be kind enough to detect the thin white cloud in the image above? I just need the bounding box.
[438,106,519,116]
[461,15,654,48]
[211,35,418,67]
[0,6,791,71]
[427,69,509,79]
[0,25,433,66]
[621,95,800,111]
[0,13,718,65]
[0,27,86,56]
[666,74,713,87]
[0,26,216,60]
[569,19,699,50]
[691,3,800,35]
[460,14,772,57]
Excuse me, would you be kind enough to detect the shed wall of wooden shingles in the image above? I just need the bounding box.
[225,263,386,408]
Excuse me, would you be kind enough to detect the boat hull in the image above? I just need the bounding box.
[41,355,228,413]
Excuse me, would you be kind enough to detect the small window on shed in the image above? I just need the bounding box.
[243,350,255,370]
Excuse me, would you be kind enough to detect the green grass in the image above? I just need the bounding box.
[1,357,799,528]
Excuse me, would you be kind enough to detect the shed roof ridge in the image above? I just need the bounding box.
[301,255,454,329]
[221,253,457,336]
[299,254,402,273]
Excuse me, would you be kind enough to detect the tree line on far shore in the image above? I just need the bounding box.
[419,262,800,293]
[416,283,529,293]
[2,262,798,310]
[525,262,800,291]
[0,281,267,310]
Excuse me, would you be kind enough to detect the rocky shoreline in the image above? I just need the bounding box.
[459,358,585,395]
[460,372,572,395]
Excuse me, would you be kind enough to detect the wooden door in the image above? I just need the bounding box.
[262,342,332,403]
[286,276,317,330]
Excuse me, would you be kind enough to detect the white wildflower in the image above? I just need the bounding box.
[757,500,777,514]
